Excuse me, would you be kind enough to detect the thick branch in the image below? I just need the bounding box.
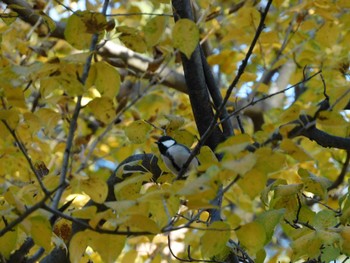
[172,0,225,150]
[2,0,65,38]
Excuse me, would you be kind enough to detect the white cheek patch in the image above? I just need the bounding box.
[162,140,175,148]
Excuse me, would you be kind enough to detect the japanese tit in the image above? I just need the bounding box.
[155,136,199,177]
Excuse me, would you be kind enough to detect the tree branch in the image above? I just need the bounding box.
[1,120,48,194]
[3,0,187,93]
[177,0,273,177]
[172,0,226,150]
[51,0,110,209]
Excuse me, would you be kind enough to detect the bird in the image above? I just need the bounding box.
[155,135,199,177]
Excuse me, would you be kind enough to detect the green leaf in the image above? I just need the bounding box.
[1,12,18,25]
[172,19,199,59]
[125,120,152,144]
[256,209,285,244]
[313,210,337,230]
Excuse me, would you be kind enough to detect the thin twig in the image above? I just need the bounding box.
[0,185,61,237]
[106,12,173,17]
[328,151,350,191]
[1,120,48,195]
[52,0,110,209]
[167,233,224,263]
[220,70,322,124]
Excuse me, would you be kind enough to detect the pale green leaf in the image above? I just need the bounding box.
[172,19,199,59]
[256,209,285,244]
[144,16,166,47]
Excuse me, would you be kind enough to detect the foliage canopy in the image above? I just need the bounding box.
[1,0,350,262]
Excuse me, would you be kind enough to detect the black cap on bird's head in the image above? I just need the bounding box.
[155,136,176,154]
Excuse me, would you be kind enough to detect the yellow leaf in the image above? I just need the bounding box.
[119,34,147,53]
[72,206,97,219]
[116,26,147,53]
[144,16,166,47]
[172,19,199,59]
[222,153,256,175]
[124,120,152,144]
[65,11,105,50]
[0,109,19,130]
[280,104,301,123]
[92,61,120,97]
[69,231,89,263]
[125,215,160,233]
[197,146,219,171]
[291,231,322,260]
[30,215,52,251]
[87,97,116,124]
[240,72,257,82]
[280,139,312,162]
[217,133,252,155]
[254,148,286,174]
[274,183,303,197]
[121,250,138,263]
[164,114,185,131]
[238,169,267,199]
[36,108,61,134]
[0,226,17,259]
[3,86,26,108]
[42,175,60,191]
[89,231,126,262]
[207,50,237,74]
[81,177,108,204]
[89,209,115,229]
[114,173,152,200]
[201,222,231,259]
[340,226,350,254]
[236,222,266,256]
[299,169,331,200]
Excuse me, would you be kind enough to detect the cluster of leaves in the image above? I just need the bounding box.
[0,0,350,262]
